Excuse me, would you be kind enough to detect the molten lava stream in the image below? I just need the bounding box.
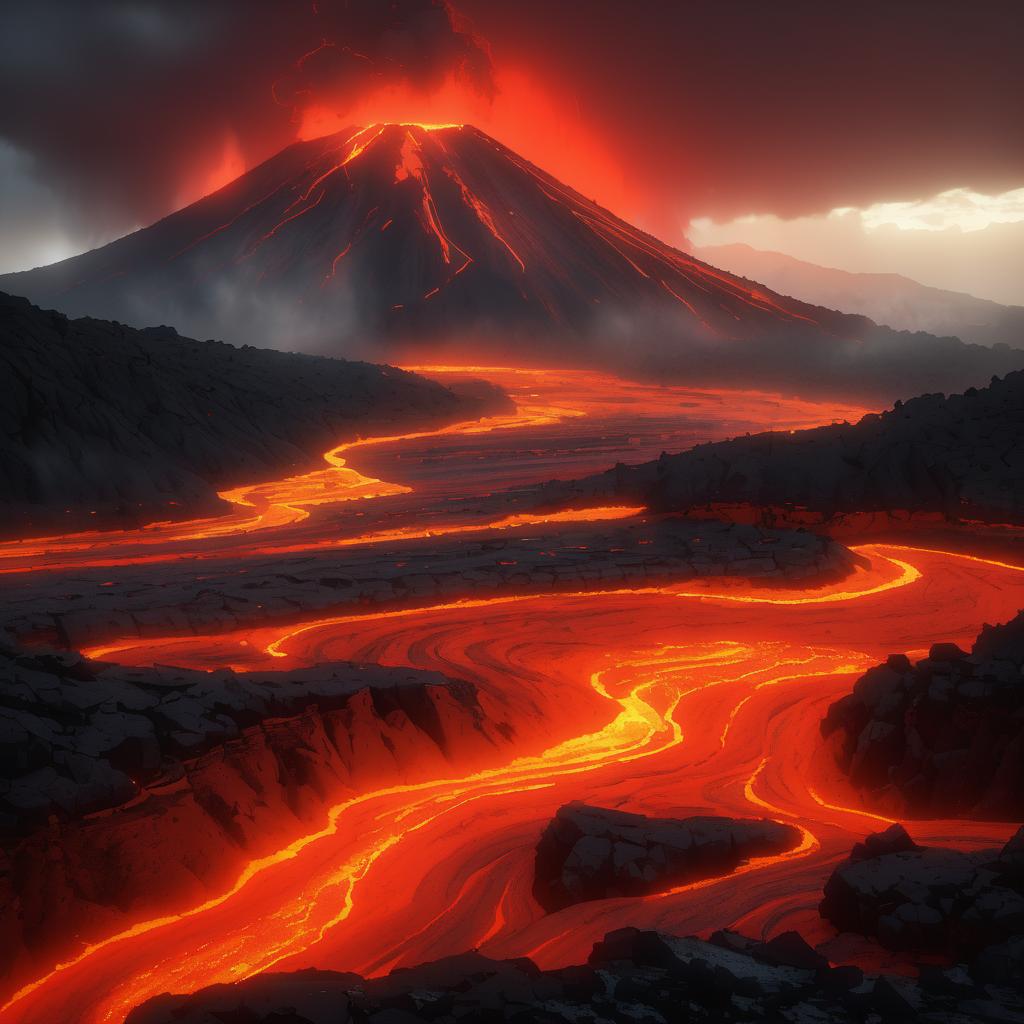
[5,544,1024,1023]
[0,366,866,575]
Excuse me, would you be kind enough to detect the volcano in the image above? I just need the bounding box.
[4,123,1022,395]
[1,124,851,349]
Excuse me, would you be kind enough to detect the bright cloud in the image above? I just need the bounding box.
[835,186,1024,233]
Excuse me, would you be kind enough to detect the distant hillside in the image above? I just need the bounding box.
[698,243,1024,349]
[0,291,508,536]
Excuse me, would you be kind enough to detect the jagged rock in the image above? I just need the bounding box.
[822,612,1024,819]
[125,924,1024,1024]
[536,368,1024,524]
[532,801,801,911]
[821,825,1024,956]
[0,640,515,977]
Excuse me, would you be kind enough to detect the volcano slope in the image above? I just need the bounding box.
[2,124,1020,401]
[0,291,508,536]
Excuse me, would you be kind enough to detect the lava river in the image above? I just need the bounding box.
[2,371,1021,1023]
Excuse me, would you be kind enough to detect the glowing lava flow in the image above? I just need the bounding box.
[0,367,865,574]
[5,543,1024,1023]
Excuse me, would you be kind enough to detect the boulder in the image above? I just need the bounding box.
[533,801,801,911]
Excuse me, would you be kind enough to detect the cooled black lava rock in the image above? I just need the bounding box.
[0,290,509,535]
[532,801,801,911]
[126,924,1024,1024]
[821,611,1024,819]
[820,824,1024,956]
[538,367,1024,524]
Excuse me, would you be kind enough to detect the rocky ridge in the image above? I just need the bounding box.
[533,802,801,911]
[0,290,509,535]
[0,642,513,986]
[126,922,1024,1024]
[536,368,1024,526]
[821,824,1024,958]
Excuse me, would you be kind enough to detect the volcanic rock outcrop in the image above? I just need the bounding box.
[0,641,512,978]
[126,923,1024,1024]
[821,824,1024,958]
[0,290,508,535]
[3,125,1018,400]
[821,612,1024,819]
[533,802,801,911]
[540,368,1024,527]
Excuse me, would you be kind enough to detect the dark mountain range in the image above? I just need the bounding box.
[3,124,1020,400]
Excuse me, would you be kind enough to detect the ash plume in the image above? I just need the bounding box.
[274,0,494,117]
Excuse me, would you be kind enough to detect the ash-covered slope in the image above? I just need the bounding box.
[0,291,507,535]
[4,124,1018,398]
[538,369,1024,525]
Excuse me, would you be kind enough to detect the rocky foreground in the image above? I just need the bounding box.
[127,920,1024,1024]
[822,611,1024,820]
[125,826,1024,1023]
[533,802,800,911]
[0,642,512,979]
[821,823,1024,958]
[0,291,508,535]
[537,368,1024,526]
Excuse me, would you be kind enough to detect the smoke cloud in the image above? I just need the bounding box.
[273,0,494,117]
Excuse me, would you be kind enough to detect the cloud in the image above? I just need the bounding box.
[839,187,1024,234]
[273,0,494,120]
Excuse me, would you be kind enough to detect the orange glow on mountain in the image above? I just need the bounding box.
[183,131,247,203]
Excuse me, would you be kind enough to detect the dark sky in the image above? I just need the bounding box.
[1,0,1022,271]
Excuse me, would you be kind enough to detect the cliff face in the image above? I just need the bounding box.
[0,646,513,985]
[0,291,509,536]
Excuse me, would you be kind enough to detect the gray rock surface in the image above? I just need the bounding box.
[533,801,801,911]
[0,290,509,535]
[536,369,1024,524]
[821,613,1024,819]
[125,924,1024,1023]
[0,641,514,978]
